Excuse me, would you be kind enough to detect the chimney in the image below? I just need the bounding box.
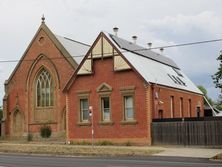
[132,35,137,44]
[147,42,152,49]
[113,27,119,36]
[160,48,164,55]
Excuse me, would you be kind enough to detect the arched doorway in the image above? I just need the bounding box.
[13,109,23,136]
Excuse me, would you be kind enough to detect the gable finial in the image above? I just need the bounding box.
[41,14,45,23]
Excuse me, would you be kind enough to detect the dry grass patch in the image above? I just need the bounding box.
[0,143,162,156]
[213,153,222,160]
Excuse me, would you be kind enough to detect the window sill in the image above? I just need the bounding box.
[35,106,54,110]
[29,121,57,125]
[77,122,91,126]
[120,120,138,125]
[98,121,114,126]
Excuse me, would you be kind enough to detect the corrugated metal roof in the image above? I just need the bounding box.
[124,51,202,94]
[110,34,179,69]
[55,35,90,64]
[105,32,202,94]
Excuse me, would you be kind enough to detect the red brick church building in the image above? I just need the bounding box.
[2,19,89,139]
[2,19,203,144]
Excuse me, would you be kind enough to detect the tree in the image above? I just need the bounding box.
[197,85,207,96]
[212,51,222,90]
[197,85,213,105]
[212,51,222,110]
[214,95,222,111]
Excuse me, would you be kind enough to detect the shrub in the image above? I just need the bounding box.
[70,140,91,145]
[125,141,132,146]
[96,140,113,146]
[79,141,91,145]
[40,125,52,138]
[27,133,33,142]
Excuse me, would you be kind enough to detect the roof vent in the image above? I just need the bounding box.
[160,48,164,54]
[147,42,152,49]
[113,27,119,36]
[132,35,138,44]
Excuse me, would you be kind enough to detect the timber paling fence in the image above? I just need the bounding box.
[151,117,222,146]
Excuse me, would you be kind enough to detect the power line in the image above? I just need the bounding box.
[1,38,222,63]
[147,38,222,50]
[0,55,84,63]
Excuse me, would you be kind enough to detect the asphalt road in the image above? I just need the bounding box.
[0,154,221,167]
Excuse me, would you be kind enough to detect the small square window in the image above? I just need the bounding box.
[167,74,186,86]
[176,77,186,86]
[167,74,177,84]
[173,68,183,77]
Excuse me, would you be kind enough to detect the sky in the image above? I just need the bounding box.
[0,0,222,106]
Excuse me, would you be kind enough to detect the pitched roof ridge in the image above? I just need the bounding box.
[120,46,179,69]
[108,32,150,50]
[108,33,179,69]
[55,34,90,47]
[5,23,80,86]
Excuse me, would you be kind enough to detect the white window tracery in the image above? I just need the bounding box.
[36,68,53,107]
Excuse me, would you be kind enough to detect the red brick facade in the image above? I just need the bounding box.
[152,85,204,119]
[66,58,203,145]
[65,32,204,145]
[67,58,151,144]
[3,24,204,145]
[3,24,75,138]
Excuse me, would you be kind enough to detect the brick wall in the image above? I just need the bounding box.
[67,57,150,144]
[152,85,204,119]
[67,56,204,145]
[4,29,75,137]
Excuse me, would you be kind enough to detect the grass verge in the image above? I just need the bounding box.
[213,153,222,160]
[0,143,162,157]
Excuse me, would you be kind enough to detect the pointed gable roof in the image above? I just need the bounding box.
[64,31,202,95]
[104,32,202,95]
[5,21,90,85]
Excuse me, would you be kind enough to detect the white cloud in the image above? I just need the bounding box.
[1,1,222,104]
[145,11,222,37]
[207,86,220,101]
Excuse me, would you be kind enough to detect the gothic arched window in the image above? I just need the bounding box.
[36,68,54,107]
